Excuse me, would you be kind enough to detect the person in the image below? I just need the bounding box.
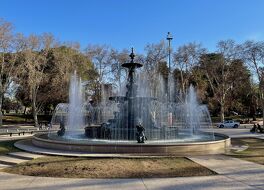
[136,122,147,143]
[250,124,257,133]
[257,124,264,133]
[57,121,65,136]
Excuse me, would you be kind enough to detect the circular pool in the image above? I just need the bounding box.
[30,132,230,156]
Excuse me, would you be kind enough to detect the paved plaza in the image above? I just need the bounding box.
[0,172,260,190]
[0,126,263,190]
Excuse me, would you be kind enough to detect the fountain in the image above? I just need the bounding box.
[29,48,230,156]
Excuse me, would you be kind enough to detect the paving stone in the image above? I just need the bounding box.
[188,155,264,189]
[0,155,28,165]
[8,151,44,160]
[230,145,249,152]
[0,172,255,190]
[0,163,11,168]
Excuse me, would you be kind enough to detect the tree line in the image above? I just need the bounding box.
[1,18,264,127]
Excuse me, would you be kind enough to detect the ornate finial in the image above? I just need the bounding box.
[129,47,135,62]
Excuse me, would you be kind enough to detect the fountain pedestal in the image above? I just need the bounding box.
[122,48,143,140]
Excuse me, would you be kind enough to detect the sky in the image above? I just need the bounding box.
[1,0,264,53]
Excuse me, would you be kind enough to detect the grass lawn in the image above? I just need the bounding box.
[0,140,20,155]
[4,156,216,178]
[3,114,51,124]
[229,138,264,165]
[3,115,33,123]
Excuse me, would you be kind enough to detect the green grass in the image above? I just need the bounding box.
[3,114,51,124]
[4,156,216,178]
[0,140,20,155]
[229,138,264,165]
[3,115,33,123]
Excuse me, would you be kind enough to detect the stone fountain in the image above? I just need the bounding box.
[25,48,230,156]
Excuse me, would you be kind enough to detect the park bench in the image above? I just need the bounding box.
[0,129,53,137]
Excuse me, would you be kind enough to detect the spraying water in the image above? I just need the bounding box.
[50,50,214,142]
[66,71,84,136]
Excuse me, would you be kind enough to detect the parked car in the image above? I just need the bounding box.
[216,120,240,128]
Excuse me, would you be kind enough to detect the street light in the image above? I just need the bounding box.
[166,32,173,73]
[166,32,173,104]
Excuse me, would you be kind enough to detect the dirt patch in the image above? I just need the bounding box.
[4,156,216,178]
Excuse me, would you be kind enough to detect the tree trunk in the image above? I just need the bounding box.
[220,105,225,122]
[0,54,4,128]
[23,106,27,115]
[0,84,3,127]
[220,97,225,122]
[262,97,264,126]
[0,95,2,127]
[180,70,185,93]
[32,88,38,127]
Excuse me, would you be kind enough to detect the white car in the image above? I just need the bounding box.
[217,120,240,128]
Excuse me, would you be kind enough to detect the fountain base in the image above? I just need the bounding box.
[29,132,230,156]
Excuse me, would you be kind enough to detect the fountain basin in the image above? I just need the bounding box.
[31,132,230,156]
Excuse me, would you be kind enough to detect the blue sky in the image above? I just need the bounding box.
[1,0,264,52]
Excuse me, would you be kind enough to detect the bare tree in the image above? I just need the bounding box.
[142,41,167,96]
[240,40,264,122]
[144,41,167,75]
[0,18,13,126]
[84,45,116,103]
[200,40,240,122]
[109,49,129,91]
[20,34,55,127]
[85,45,113,83]
[0,19,25,126]
[173,42,206,93]
[217,40,239,121]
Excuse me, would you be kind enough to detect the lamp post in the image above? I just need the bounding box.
[166,32,173,102]
[166,32,173,73]
[166,32,173,126]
